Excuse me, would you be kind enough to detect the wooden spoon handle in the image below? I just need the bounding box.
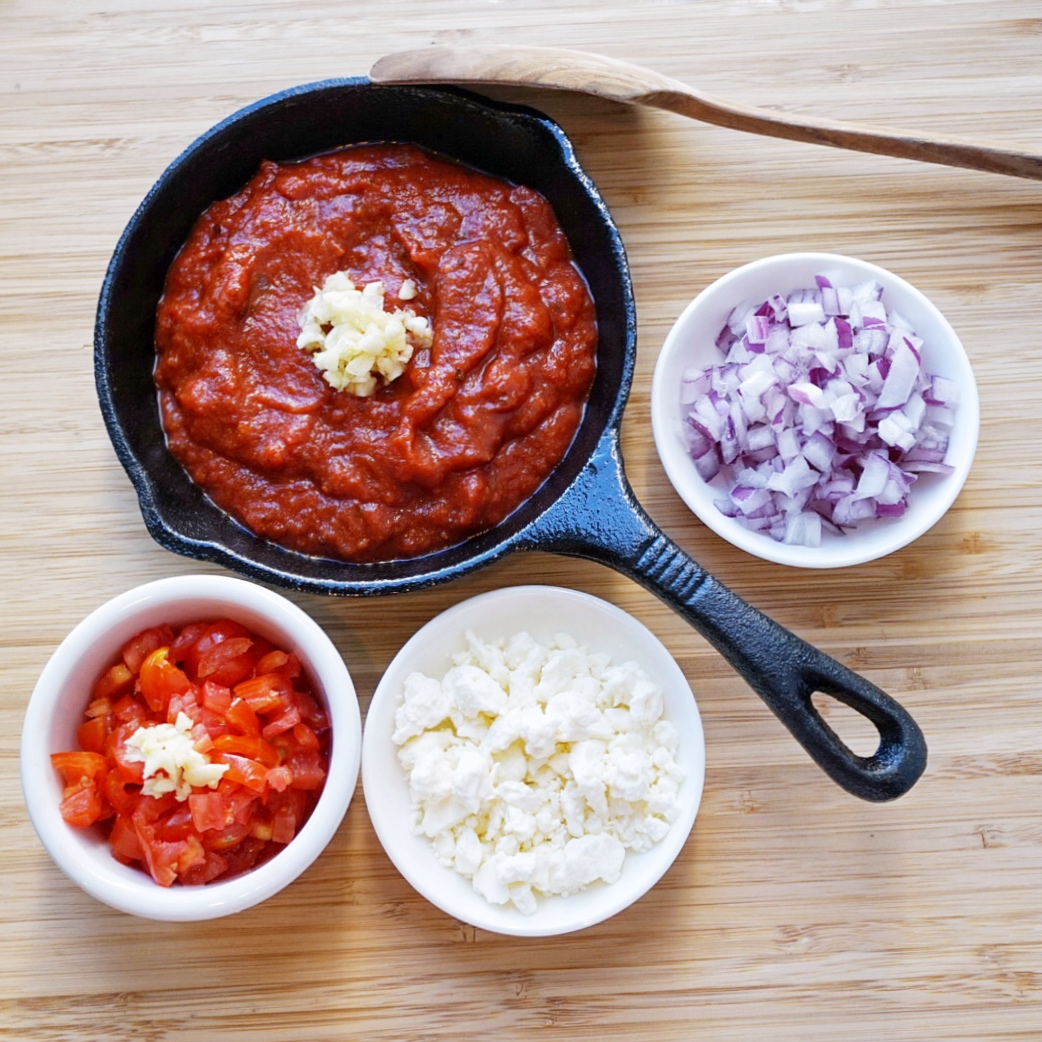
[645,84,1042,181]
[371,45,1042,181]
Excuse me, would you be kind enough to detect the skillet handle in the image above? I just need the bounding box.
[527,447,927,801]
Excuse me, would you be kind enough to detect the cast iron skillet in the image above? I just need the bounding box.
[95,79,927,802]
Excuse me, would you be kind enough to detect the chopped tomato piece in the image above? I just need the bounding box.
[291,721,321,751]
[200,680,232,716]
[233,672,291,715]
[93,662,134,702]
[138,647,192,714]
[286,749,326,791]
[203,818,254,853]
[223,696,261,737]
[121,625,175,674]
[188,790,229,833]
[266,764,293,793]
[109,815,145,863]
[106,722,146,785]
[211,733,279,768]
[256,648,303,681]
[168,621,210,668]
[293,687,329,730]
[213,751,269,793]
[261,701,301,740]
[197,636,255,683]
[51,750,109,786]
[58,781,108,828]
[111,692,148,727]
[104,771,141,818]
[76,716,109,755]
[181,620,256,686]
[218,835,268,877]
[179,850,229,886]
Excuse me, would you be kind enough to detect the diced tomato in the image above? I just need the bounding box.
[293,686,329,730]
[212,751,269,793]
[200,680,232,716]
[211,733,279,768]
[111,692,148,727]
[93,662,134,702]
[286,749,326,791]
[51,750,109,786]
[153,803,195,842]
[255,649,290,674]
[188,790,229,833]
[180,620,256,687]
[166,686,201,726]
[53,616,330,887]
[271,807,297,845]
[104,771,141,818]
[76,716,109,755]
[58,781,108,828]
[233,672,291,715]
[256,649,302,681]
[131,790,178,825]
[291,721,321,752]
[203,817,254,853]
[223,696,261,738]
[261,700,301,740]
[267,788,308,846]
[265,764,293,793]
[197,636,255,684]
[137,826,205,888]
[168,621,210,668]
[138,647,192,714]
[179,850,229,886]
[121,625,175,674]
[51,752,111,827]
[106,722,145,785]
[218,835,268,877]
[109,814,145,863]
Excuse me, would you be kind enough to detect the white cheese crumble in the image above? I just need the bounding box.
[392,630,686,915]
[125,711,228,801]
[296,271,433,396]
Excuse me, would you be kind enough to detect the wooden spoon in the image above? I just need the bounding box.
[370,44,1042,181]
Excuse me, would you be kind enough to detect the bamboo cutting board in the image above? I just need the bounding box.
[4,1,1042,1039]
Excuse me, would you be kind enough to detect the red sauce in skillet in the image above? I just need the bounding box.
[154,143,598,562]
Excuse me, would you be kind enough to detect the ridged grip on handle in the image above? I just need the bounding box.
[524,443,927,801]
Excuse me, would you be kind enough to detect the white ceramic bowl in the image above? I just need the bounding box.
[21,574,361,921]
[361,585,705,937]
[651,252,980,568]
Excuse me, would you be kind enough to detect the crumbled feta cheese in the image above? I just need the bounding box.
[392,630,686,914]
[125,711,228,801]
[296,270,433,396]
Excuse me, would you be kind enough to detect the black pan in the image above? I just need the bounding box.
[95,79,926,802]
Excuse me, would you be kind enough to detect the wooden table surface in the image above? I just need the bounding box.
[4,1,1042,1039]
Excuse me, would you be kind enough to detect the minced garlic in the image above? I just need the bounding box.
[296,271,433,396]
[124,711,228,801]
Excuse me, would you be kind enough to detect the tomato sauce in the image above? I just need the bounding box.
[154,144,598,561]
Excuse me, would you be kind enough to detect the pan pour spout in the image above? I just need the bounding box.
[519,434,927,803]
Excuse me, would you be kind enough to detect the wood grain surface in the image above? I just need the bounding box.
[3,1,1042,1039]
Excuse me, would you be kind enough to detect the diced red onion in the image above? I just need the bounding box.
[679,276,959,547]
